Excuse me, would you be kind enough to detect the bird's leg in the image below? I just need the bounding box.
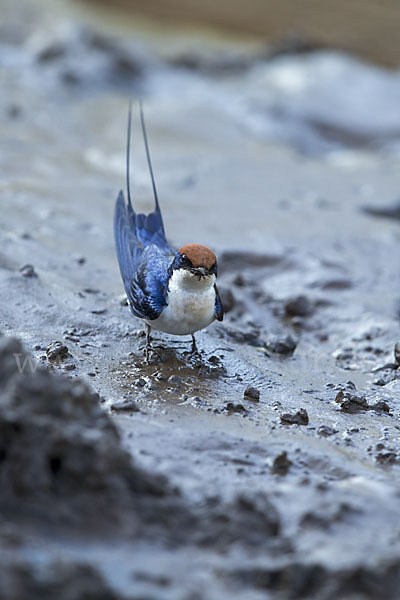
[145,324,161,362]
[190,334,199,355]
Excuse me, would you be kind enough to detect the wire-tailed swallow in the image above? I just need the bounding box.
[114,103,223,360]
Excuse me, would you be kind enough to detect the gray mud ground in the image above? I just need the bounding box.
[1,0,400,598]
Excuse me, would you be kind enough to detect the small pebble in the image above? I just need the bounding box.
[376,452,398,465]
[271,451,292,475]
[266,334,297,355]
[373,378,386,386]
[111,400,140,412]
[46,341,70,362]
[284,295,313,317]
[208,355,220,365]
[280,408,309,426]
[233,274,246,287]
[317,425,337,437]
[225,402,248,414]
[20,264,37,278]
[243,385,260,401]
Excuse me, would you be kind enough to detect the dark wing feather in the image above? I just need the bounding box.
[114,192,172,320]
[214,284,224,321]
[129,245,171,320]
[114,190,143,285]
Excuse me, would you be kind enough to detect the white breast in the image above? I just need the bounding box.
[147,270,216,336]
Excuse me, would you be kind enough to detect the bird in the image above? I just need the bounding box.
[114,102,223,361]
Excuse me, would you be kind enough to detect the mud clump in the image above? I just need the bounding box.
[224,401,248,415]
[281,408,309,425]
[19,264,37,278]
[0,561,119,600]
[284,295,314,317]
[110,399,140,412]
[219,323,261,346]
[335,390,368,412]
[243,385,260,401]
[318,425,338,437]
[376,452,399,466]
[198,492,280,548]
[266,334,297,356]
[335,390,390,414]
[0,336,181,537]
[271,451,292,475]
[45,340,71,362]
[231,558,400,600]
[371,343,400,386]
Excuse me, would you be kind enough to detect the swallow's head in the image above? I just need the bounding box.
[170,244,217,281]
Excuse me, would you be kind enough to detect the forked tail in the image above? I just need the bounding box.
[124,100,169,249]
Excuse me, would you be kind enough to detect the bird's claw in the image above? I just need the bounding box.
[189,335,202,361]
[145,343,161,364]
[144,325,162,364]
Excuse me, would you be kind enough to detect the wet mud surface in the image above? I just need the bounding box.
[1,0,400,598]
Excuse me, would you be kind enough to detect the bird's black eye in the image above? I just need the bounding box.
[210,262,217,276]
[180,254,192,269]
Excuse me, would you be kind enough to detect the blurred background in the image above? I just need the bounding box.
[83,0,400,67]
[3,0,400,161]
[2,0,400,285]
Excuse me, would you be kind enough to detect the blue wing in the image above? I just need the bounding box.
[214,285,224,321]
[114,104,176,320]
[114,190,142,285]
[114,190,174,320]
[129,245,172,320]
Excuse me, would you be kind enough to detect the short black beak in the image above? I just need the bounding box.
[191,266,208,280]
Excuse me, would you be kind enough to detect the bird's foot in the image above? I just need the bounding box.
[189,334,202,360]
[145,343,162,364]
[144,325,162,364]
[190,334,198,354]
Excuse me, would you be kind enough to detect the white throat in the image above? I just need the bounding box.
[147,269,217,336]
